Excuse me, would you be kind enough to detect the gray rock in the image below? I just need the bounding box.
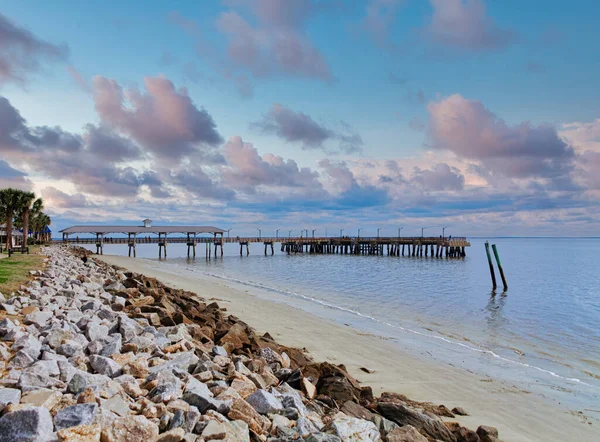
[0,407,55,442]
[24,311,53,328]
[89,354,122,378]
[86,322,109,341]
[148,351,199,374]
[0,388,21,412]
[18,372,65,390]
[304,434,342,442]
[8,349,36,368]
[56,340,83,357]
[246,389,283,415]
[324,414,381,442]
[67,373,87,394]
[182,377,231,413]
[148,380,180,403]
[182,407,200,433]
[0,303,18,315]
[53,403,98,431]
[100,334,122,356]
[212,346,228,357]
[297,417,320,437]
[11,334,42,360]
[30,360,60,377]
[168,409,185,430]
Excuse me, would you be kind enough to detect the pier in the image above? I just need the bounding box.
[58,221,469,259]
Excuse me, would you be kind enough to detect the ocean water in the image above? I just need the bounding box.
[83,237,600,412]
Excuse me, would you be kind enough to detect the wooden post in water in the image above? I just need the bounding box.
[485,241,497,290]
[491,244,508,291]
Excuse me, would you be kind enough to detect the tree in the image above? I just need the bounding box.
[0,188,25,249]
[31,212,51,243]
[17,192,43,246]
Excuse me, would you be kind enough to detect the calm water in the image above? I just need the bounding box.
[85,237,600,411]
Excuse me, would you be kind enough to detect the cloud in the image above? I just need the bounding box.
[67,66,90,92]
[0,13,68,86]
[252,103,363,153]
[0,158,31,190]
[222,136,324,197]
[82,124,143,162]
[41,186,90,208]
[319,159,389,208]
[213,1,333,90]
[93,75,223,161]
[411,163,465,191]
[427,94,575,181]
[424,0,513,51]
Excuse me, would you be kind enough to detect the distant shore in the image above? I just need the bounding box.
[98,254,598,441]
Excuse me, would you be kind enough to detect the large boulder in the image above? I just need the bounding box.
[323,413,381,441]
[378,401,456,442]
[0,407,55,442]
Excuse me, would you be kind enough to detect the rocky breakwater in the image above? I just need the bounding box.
[0,245,504,442]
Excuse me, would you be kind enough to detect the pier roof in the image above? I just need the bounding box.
[59,225,225,235]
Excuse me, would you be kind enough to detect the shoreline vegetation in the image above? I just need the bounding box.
[0,245,500,442]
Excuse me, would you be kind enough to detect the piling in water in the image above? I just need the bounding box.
[492,244,508,291]
[485,241,497,290]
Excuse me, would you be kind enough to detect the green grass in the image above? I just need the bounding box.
[0,246,44,295]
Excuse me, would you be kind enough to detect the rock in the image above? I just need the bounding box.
[8,349,35,368]
[56,424,101,441]
[68,373,87,394]
[24,311,53,328]
[212,345,228,357]
[54,403,98,431]
[89,355,122,378]
[476,426,500,442]
[86,322,109,342]
[0,388,21,412]
[202,420,227,439]
[149,351,199,374]
[12,334,42,360]
[18,371,65,390]
[182,378,218,412]
[304,435,342,442]
[157,427,186,442]
[341,401,373,421]
[452,407,468,416]
[324,413,381,442]
[297,416,320,437]
[57,340,83,357]
[302,377,317,399]
[245,390,283,415]
[100,415,159,442]
[0,406,55,442]
[378,401,456,442]
[102,395,130,417]
[386,425,429,442]
[20,390,62,410]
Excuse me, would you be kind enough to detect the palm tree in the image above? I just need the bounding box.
[17,192,43,246]
[29,211,51,243]
[0,188,25,249]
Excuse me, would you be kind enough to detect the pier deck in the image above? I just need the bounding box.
[54,235,470,259]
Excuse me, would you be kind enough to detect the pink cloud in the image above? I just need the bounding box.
[424,0,513,51]
[93,75,223,161]
[427,94,574,180]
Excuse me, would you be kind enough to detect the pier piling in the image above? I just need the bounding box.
[485,241,497,290]
[491,244,508,291]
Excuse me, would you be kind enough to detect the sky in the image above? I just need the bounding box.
[1,0,599,237]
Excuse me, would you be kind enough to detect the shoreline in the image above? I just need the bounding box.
[98,254,598,441]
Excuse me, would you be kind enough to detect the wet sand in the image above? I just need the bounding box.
[98,255,598,441]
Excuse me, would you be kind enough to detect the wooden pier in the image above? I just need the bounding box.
[227,236,469,258]
[56,231,469,259]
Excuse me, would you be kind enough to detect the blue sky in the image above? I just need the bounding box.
[1,1,599,236]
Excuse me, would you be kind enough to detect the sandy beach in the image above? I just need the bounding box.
[97,254,598,441]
